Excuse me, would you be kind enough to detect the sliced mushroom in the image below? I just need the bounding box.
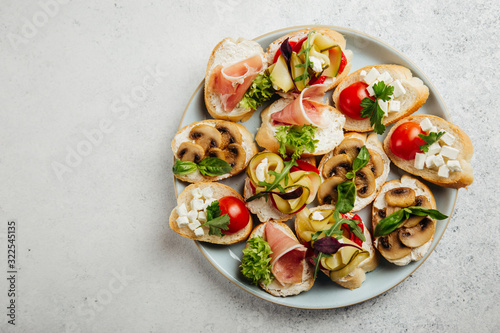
[189,125,222,151]
[354,166,376,198]
[206,147,225,160]
[322,154,352,179]
[317,176,345,205]
[333,136,365,162]
[215,124,242,148]
[176,142,205,163]
[401,195,433,227]
[223,143,246,170]
[365,149,384,178]
[385,187,416,207]
[399,218,436,248]
[377,230,412,260]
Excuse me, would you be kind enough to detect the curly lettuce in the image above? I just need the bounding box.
[238,73,275,110]
[240,236,274,286]
[275,124,319,160]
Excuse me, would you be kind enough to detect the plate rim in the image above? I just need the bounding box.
[173,24,458,309]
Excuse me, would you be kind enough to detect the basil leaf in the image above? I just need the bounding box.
[172,159,197,175]
[374,209,406,237]
[197,157,232,177]
[352,146,370,173]
[336,181,356,214]
[406,206,448,220]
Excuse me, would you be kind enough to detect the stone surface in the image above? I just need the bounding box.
[0,0,498,332]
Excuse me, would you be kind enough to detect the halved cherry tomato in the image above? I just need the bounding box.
[290,159,320,174]
[389,122,426,160]
[272,37,308,63]
[218,196,250,234]
[338,81,374,120]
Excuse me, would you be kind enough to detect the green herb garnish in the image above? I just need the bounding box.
[173,157,232,177]
[246,159,298,202]
[239,73,275,110]
[172,160,198,175]
[241,236,274,286]
[275,125,319,160]
[374,206,448,237]
[418,131,445,153]
[294,31,315,85]
[199,201,230,237]
[360,81,395,134]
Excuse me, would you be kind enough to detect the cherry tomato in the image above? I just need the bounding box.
[290,159,320,174]
[338,82,374,120]
[218,196,250,234]
[389,122,427,160]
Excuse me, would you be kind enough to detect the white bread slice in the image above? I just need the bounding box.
[372,175,437,266]
[317,132,391,212]
[169,182,252,244]
[171,119,258,183]
[383,115,473,189]
[204,38,267,122]
[247,221,314,297]
[243,177,293,223]
[255,98,346,156]
[332,65,429,132]
[266,27,353,92]
[303,206,379,290]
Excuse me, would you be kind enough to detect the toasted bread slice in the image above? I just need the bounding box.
[332,65,429,132]
[317,132,391,212]
[169,183,252,244]
[204,38,267,122]
[172,119,258,183]
[255,98,346,156]
[266,27,353,92]
[383,115,473,188]
[372,175,437,266]
[247,221,314,297]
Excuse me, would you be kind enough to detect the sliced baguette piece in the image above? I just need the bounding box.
[266,27,353,92]
[255,98,346,156]
[172,119,258,183]
[247,221,314,297]
[310,206,379,290]
[169,182,252,245]
[372,175,437,266]
[204,37,267,122]
[332,65,429,132]
[317,132,391,212]
[383,115,473,188]
[243,177,293,223]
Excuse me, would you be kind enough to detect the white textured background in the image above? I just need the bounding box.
[0,1,499,332]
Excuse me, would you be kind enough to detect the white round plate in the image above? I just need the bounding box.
[174,25,456,309]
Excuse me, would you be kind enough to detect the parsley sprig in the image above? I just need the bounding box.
[360,81,394,134]
[418,131,445,153]
[198,201,230,237]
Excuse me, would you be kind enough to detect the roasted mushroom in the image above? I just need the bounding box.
[177,142,205,163]
[189,125,222,151]
[317,176,346,205]
[385,187,416,207]
[377,230,412,260]
[322,154,352,179]
[399,218,436,248]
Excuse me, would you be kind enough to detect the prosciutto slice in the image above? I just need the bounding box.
[270,84,331,128]
[265,222,307,285]
[207,54,263,112]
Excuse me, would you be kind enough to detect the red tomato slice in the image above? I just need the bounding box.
[218,196,250,234]
[389,122,427,160]
[338,81,374,120]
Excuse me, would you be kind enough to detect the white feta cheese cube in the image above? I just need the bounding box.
[192,188,202,199]
[378,99,389,116]
[419,118,433,132]
[388,100,401,112]
[377,71,393,84]
[198,211,207,222]
[427,142,442,156]
[191,199,205,211]
[187,210,198,223]
[367,84,376,97]
[390,79,406,97]
[204,198,217,209]
[438,164,450,178]
[201,187,213,199]
[440,131,455,145]
[193,227,205,237]
[177,203,188,217]
[429,126,439,134]
[363,67,381,85]
[425,155,435,168]
[311,211,324,221]
[188,220,201,230]
[433,154,445,167]
[414,153,426,169]
[360,70,367,76]
[447,160,462,172]
[440,145,459,159]
[176,216,189,228]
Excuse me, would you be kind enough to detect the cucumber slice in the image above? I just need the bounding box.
[270,55,294,92]
[311,33,336,52]
[322,45,342,77]
[291,52,308,91]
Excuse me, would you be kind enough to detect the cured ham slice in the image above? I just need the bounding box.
[270,84,331,128]
[207,54,263,112]
[265,222,306,285]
